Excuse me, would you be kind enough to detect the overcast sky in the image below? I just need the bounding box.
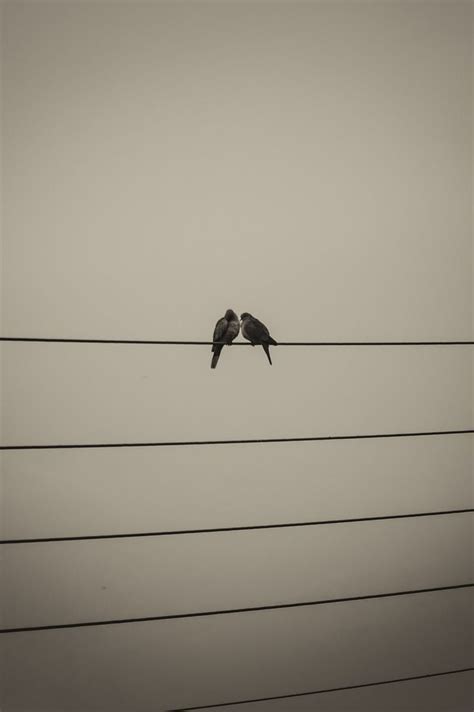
[1,2,472,710]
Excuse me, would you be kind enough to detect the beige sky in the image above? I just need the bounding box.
[1,1,472,710]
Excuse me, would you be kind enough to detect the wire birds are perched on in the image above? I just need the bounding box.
[211,310,277,367]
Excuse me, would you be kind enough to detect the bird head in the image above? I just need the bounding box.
[225,309,238,321]
[240,312,251,321]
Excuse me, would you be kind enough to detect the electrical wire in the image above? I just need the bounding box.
[2,508,471,545]
[1,337,473,345]
[1,428,472,450]
[0,583,471,635]
[167,668,474,711]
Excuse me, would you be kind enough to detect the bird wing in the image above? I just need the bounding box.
[242,317,264,343]
[212,317,228,347]
[250,317,270,340]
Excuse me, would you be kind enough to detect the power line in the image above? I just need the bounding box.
[2,508,471,545]
[1,583,471,635]
[1,428,473,451]
[168,668,474,711]
[1,337,473,346]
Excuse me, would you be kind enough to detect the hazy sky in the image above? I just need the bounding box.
[1,1,472,710]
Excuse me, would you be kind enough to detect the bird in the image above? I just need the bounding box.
[240,312,277,365]
[210,309,240,369]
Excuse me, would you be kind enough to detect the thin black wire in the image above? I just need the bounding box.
[1,583,471,635]
[1,428,473,451]
[168,668,474,711]
[2,508,472,545]
[1,337,473,345]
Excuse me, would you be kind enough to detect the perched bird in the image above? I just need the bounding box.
[240,312,277,365]
[211,309,240,369]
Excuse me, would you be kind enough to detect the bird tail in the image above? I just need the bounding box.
[211,345,223,369]
[262,343,272,365]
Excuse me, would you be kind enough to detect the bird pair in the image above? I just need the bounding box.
[211,310,277,369]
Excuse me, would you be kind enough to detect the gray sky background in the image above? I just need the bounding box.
[0,1,473,710]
